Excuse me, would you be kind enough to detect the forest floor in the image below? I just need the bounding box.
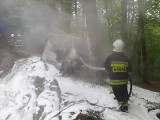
[134,79,160,92]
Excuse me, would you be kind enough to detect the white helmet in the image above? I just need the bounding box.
[113,39,124,52]
[11,34,15,37]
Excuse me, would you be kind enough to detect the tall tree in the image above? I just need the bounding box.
[74,0,78,34]
[121,0,128,39]
[121,0,128,53]
[138,0,149,83]
[82,0,100,63]
[82,0,102,81]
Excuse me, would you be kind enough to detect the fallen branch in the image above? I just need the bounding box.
[49,100,84,120]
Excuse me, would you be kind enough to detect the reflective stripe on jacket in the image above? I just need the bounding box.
[110,79,128,85]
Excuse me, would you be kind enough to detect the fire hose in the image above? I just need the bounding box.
[79,57,132,102]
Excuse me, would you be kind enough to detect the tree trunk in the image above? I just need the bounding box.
[138,0,149,83]
[82,0,100,63]
[104,2,114,42]
[82,0,101,82]
[63,0,73,33]
[121,0,128,43]
[128,0,135,56]
[74,0,78,34]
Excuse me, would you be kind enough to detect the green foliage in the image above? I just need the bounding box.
[144,0,160,80]
[97,0,122,47]
[64,0,74,13]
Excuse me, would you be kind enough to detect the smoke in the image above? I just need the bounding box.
[0,0,112,65]
[0,0,67,55]
[18,1,60,55]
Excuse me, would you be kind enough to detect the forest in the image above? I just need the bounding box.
[0,0,160,119]
[0,0,160,89]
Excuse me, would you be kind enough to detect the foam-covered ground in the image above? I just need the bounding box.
[0,56,159,120]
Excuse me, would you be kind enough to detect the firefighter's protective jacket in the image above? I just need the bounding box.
[104,52,132,85]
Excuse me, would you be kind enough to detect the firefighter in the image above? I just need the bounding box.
[104,39,132,112]
[0,25,5,43]
[0,25,8,50]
